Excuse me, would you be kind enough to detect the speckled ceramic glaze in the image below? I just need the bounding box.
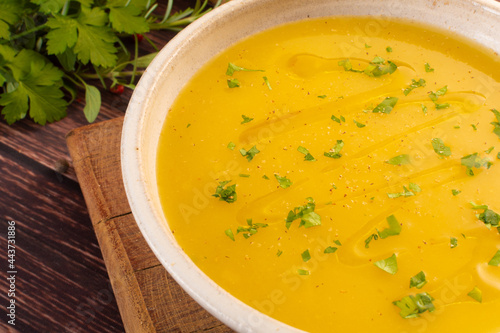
[121,1,500,331]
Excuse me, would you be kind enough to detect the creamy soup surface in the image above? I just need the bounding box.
[157,17,500,332]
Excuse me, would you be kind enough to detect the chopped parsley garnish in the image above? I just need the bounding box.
[488,249,500,266]
[298,146,316,161]
[485,146,495,154]
[431,138,451,157]
[298,269,310,276]
[471,124,478,131]
[331,114,343,123]
[409,271,427,289]
[387,184,420,198]
[498,152,500,159]
[286,197,321,229]
[353,120,366,128]
[187,123,191,128]
[470,202,500,229]
[435,102,450,109]
[385,154,410,165]
[225,228,235,241]
[318,95,327,99]
[226,62,264,76]
[324,246,338,254]
[301,249,311,262]
[277,249,283,257]
[378,215,402,239]
[227,78,240,88]
[240,145,260,162]
[338,58,397,77]
[241,114,254,124]
[364,233,378,248]
[393,292,435,318]
[372,97,399,114]
[461,153,492,176]
[374,253,398,275]
[424,63,434,72]
[262,175,270,180]
[450,237,458,248]
[236,219,268,239]
[421,104,428,114]
[263,76,272,90]
[227,142,236,150]
[491,108,500,139]
[213,180,237,203]
[324,140,344,159]
[452,189,461,196]
[386,46,393,52]
[275,174,293,189]
[403,79,426,96]
[428,86,447,101]
[364,58,398,77]
[467,286,482,303]
[365,43,372,48]
[239,174,250,178]
[334,239,342,246]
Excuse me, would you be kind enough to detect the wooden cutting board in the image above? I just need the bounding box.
[66,117,233,333]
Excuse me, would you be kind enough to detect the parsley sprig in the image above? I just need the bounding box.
[0,0,221,124]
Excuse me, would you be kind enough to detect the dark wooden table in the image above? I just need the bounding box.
[0,2,197,331]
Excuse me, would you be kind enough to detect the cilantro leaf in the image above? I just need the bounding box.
[286,197,321,229]
[274,174,292,189]
[331,114,343,123]
[212,180,237,203]
[403,79,426,96]
[301,249,311,262]
[393,292,435,318]
[431,138,451,157]
[467,286,482,303]
[241,114,253,124]
[452,189,461,196]
[30,0,66,14]
[488,249,500,266]
[377,215,402,239]
[461,153,492,176]
[297,269,310,275]
[385,154,410,165]
[227,142,236,150]
[409,271,427,289]
[226,63,264,76]
[372,97,398,114]
[239,146,260,162]
[324,140,344,159]
[364,60,398,77]
[374,253,398,275]
[277,249,283,257]
[297,146,316,161]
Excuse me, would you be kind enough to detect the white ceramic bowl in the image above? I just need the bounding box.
[121,0,500,331]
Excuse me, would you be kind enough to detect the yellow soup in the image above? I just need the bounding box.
[157,17,500,332]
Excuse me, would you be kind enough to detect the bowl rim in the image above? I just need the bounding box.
[121,0,500,332]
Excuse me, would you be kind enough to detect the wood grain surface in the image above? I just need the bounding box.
[0,1,211,332]
[66,117,233,332]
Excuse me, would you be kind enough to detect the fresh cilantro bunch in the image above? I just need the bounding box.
[0,0,220,125]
